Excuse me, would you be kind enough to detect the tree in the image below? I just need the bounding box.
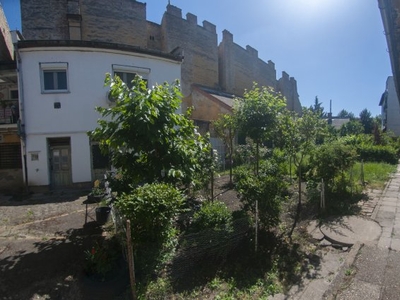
[339,119,364,136]
[337,109,355,120]
[213,113,237,185]
[235,83,286,175]
[89,74,212,192]
[309,96,326,118]
[279,108,325,238]
[359,108,374,134]
[234,83,286,251]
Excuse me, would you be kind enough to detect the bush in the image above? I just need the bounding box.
[116,183,185,272]
[310,140,357,185]
[191,200,232,232]
[235,171,286,230]
[357,144,398,164]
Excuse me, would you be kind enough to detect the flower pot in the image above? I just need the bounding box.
[88,194,104,203]
[95,206,111,224]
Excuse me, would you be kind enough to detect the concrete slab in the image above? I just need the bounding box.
[336,279,381,300]
[353,244,388,285]
[320,216,381,246]
[389,238,400,251]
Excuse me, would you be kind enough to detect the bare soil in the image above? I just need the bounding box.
[0,176,351,299]
[0,190,126,300]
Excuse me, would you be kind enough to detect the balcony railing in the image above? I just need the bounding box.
[0,100,18,125]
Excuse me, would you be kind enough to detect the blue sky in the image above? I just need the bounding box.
[1,0,392,116]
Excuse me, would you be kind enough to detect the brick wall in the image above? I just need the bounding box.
[0,4,13,60]
[161,5,219,96]
[277,71,302,114]
[219,30,277,96]
[81,0,147,46]
[21,0,69,40]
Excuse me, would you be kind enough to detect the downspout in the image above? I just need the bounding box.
[14,40,28,193]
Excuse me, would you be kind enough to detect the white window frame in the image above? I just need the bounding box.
[112,64,150,87]
[40,62,69,94]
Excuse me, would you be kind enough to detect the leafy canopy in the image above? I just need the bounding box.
[89,74,211,190]
[235,83,286,144]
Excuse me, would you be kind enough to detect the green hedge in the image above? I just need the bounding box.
[357,145,398,164]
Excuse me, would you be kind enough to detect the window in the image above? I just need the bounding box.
[0,144,22,169]
[9,89,18,100]
[40,63,69,93]
[114,71,137,88]
[91,144,109,169]
[112,64,150,88]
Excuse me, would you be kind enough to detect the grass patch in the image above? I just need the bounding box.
[350,162,397,190]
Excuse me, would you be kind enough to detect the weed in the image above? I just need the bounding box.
[345,268,354,276]
[26,209,34,221]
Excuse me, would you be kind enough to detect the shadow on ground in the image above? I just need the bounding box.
[0,222,112,299]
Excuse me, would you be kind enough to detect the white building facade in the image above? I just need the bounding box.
[380,76,400,136]
[17,41,181,188]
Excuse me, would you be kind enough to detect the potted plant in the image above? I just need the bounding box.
[88,179,105,203]
[95,199,111,224]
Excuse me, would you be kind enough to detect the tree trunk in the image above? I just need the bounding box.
[229,131,233,186]
[289,166,302,240]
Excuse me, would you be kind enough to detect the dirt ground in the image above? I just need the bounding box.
[0,176,349,300]
[0,190,125,300]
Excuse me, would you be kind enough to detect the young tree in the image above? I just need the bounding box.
[309,96,326,118]
[235,83,286,251]
[339,119,364,136]
[359,108,374,134]
[213,113,237,185]
[235,83,286,175]
[89,74,212,192]
[279,107,325,239]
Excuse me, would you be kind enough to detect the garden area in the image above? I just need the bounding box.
[86,75,399,299]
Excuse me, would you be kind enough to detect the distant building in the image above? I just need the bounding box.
[379,76,400,135]
[378,0,400,105]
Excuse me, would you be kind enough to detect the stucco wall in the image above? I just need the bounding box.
[19,46,181,186]
[385,76,400,136]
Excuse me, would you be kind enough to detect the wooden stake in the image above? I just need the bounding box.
[126,220,137,300]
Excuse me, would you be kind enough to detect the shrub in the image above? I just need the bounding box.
[310,140,357,185]
[235,171,286,230]
[116,183,185,272]
[357,144,398,164]
[191,200,233,232]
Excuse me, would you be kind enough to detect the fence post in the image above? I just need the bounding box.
[320,179,325,212]
[360,160,365,186]
[210,147,214,201]
[126,220,137,300]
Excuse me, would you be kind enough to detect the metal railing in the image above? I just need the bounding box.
[0,99,18,125]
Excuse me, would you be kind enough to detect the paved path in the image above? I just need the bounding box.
[326,164,400,300]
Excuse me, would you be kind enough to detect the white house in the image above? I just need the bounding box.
[17,40,181,189]
[379,76,400,136]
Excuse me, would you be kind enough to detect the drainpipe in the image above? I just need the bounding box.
[13,35,28,194]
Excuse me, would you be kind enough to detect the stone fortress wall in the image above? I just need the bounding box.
[20,0,302,112]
